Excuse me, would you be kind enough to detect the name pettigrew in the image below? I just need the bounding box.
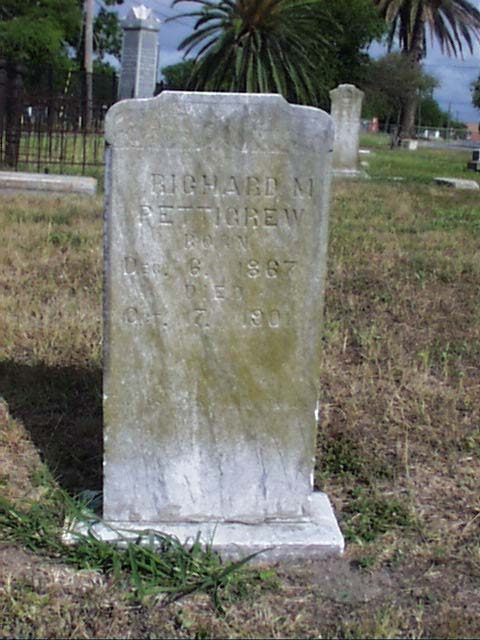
[139,204,304,228]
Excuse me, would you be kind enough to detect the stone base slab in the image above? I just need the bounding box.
[434,176,479,190]
[332,168,368,180]
[64,492,344,563]
[0,171,97,197]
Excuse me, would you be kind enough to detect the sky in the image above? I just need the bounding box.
[112,0,480,124]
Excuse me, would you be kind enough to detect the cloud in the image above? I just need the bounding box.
[423,44,480,123]
[118,0,480,121]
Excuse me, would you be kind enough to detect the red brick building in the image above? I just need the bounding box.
[466,123,480,142]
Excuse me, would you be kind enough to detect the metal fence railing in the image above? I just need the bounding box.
[361,119,475,143]
[0,98,109,174]
[0,65,118,174]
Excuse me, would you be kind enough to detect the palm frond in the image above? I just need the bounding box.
[168,0,336,103]
[374,0,480,58]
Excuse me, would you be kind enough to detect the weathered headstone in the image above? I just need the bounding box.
[329,84,365,178]
[100,92,343,560]
[118,5,160,100]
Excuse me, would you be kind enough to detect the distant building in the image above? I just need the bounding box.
[466,123,480,142]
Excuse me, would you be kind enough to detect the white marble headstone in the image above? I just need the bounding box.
[330,84,365,178]
[101,92,343,560]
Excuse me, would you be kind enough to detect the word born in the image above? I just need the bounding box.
[184,233,248,251]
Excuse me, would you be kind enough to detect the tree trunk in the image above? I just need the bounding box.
[399,10,425,140]
[0,58,7,163]
[84,0,94,131]
[399,93,417,139]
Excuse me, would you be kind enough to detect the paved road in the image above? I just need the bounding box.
[420,139,479,151]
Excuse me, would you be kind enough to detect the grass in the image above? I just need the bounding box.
[360,132,477,183]
[0,484,263,612]
[0,143,479,637]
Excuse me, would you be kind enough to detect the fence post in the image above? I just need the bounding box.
[5,63,25,168]
[0,58,7,164]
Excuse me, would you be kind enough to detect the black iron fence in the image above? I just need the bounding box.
[0,62,117,174]
[1,98,108,173]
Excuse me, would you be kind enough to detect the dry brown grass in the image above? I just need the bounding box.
[0,173,479,637]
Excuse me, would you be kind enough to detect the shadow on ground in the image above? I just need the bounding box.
[0,360,102,494]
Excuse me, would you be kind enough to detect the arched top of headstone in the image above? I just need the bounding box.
[329,83,364,100]
[123,4,161,31]
[106,91,333,153]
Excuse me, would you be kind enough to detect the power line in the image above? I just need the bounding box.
[435,99,476,105]
[424,63,479,70]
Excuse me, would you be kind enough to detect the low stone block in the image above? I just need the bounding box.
[467,161,480,172]
[401,139,418,151]
[434,177,479,190]
[0,171,97,197]
[332,168,369,179]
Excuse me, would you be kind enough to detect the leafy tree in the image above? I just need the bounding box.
[169,0,338,105]
[0,0,80,67]
[90,0,124,62]
[320,0,385,88]
[162,60,197,90]
[472,76,480,110]
[374,0,480,137]
[0,0,81,164]
[0,0,123,90]
[361,53,437,129]
[418,95,445,127]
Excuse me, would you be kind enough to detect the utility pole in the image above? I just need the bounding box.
[84,0,93,131]
[447,102,451,141]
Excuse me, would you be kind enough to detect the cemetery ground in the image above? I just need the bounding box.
[0,141,479,638]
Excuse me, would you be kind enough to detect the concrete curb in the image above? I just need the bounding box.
[0,171,97,197]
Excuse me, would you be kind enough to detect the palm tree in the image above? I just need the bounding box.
[168,0,336,105]
[374,0,480,137]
